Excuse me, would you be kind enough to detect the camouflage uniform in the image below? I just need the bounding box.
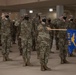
[37,23,51,71]
[32,18,39,51]
[20,19,32,66]
[32,17,40,59]
[1,18,12,61]
[52,19,59,50]
[67,20,76,29]
[47,22,54,52]
[16,20,23,55]
[56,19,68,64]
[9,20,13,51]
[11,21,17,44]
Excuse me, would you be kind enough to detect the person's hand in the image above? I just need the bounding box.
[46,27,51,30]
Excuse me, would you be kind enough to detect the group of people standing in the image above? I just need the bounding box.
[0,13,76,71]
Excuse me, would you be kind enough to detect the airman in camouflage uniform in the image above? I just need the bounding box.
[1,13,12,61]
[55,16,69,64]
[32,14,41,59]
[37,19,51,71]
[16,19,23,55]
[11,20,17,44]
[32,14,40,52]
[52,19,59,50]
[47,18,54,53]
[20,15,32,66]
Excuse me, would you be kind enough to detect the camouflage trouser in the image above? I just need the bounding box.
[1,35,11,57]
[9,36,12,48]
[49,31,54,50]
[32,36,37,51]
[50,35,54,50]
[55,32,59,50]
[21,39,32,62]
[11,34,16,43]
[59,39,68,59]
[36,41,40,58]
[18,38,22,54]
[39,42,50,65]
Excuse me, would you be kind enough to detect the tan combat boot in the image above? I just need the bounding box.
[23,57,27,66]
[61,58,64,64]
[3,55,7,61]
[44,64,51,71]
[63,57,69,64]
[41,64,45,71]
[26,59,32,66]
[6,55,13,61]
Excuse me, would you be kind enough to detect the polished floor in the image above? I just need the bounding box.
[0,41,76,75]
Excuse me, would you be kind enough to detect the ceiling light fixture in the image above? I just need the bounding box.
[49,8,53,12]
[29,10,33,13]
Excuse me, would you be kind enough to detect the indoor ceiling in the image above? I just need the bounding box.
[0,0,76,11]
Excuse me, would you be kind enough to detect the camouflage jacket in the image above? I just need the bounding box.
[16,20,22,38]
[32,18,39,38]
[51,19,61,36]
[20,20,32,40]
[52,18,69,38]
[37,23,50,45]
[57,19,68,39]
[67,21,76,29]
[1,18,11,36]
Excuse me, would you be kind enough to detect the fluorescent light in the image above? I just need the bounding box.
[49,8,53,12]
[29,10,33,13]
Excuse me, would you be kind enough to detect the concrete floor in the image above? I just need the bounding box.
[0,41,76,75]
